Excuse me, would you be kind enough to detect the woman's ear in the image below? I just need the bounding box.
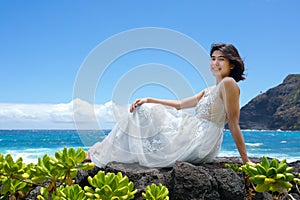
[230,64,235,70]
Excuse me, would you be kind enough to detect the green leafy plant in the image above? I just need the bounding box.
[295,174,300,195]
[1,147,170,200]
[33,147,94,199]
[0,147,94,200]
[0,154,34,199]
[142,183,169,200]
[84,170,137,200]
[31,147,94,184]
[226,156,300,200]
[224,163,239,172]
[38,184,87,200]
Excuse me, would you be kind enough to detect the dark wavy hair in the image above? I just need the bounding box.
[210,43,245,82]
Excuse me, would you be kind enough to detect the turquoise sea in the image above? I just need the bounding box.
[0,129,299,164]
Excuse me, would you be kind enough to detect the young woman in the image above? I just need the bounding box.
[86,43,252,167]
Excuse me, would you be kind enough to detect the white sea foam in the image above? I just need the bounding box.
[280,141,287,143]
[245,143,263,147]
[241,129,280,132]
[218,151,239,157]
[5,148,60,164]
[4,146,90,164]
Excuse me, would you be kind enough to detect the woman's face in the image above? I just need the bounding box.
[210,50,232,79]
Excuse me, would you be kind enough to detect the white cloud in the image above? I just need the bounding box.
[0,99,116,129]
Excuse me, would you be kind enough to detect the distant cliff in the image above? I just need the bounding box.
[239,74,300,131]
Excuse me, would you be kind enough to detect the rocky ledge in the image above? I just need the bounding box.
[66,157,299,200]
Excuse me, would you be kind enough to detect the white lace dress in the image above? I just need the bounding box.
[89,82,227,168]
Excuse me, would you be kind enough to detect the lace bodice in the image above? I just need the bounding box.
[195,85,226,128]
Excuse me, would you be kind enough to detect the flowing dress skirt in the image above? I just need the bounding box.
[89,102,224,168]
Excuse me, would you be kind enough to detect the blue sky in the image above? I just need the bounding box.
[0,0,299,129]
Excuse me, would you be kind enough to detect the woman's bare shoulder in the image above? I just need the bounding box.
[220,77,240,94]
[222,77,237,84]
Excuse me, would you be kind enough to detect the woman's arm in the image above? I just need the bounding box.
[221,77,251,164]
[130,90,205,113]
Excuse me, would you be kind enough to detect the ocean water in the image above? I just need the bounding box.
[220,130,300,162]
[0,129,299,164]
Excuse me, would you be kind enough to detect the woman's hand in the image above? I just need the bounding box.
[130,98,148,113]
[246,159,256,166]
